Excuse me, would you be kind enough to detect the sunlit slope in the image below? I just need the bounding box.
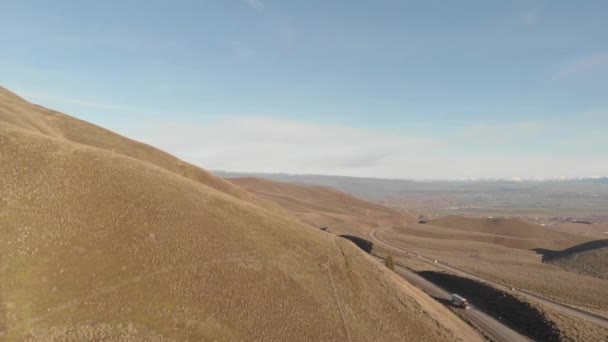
[428,216,588,250]
[550,248,608,280]
[229,177,415,236]
[0,86,281,214]
[544,240,608,280]
[0,89,480,341]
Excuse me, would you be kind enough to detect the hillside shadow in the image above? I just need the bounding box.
[339,235,374,254]
[533,239,608,262]
[417,271,561,342]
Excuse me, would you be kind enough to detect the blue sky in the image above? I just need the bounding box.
[2,0,607,179]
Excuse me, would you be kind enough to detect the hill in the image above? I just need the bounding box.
[0,86,282,214]
[0,86,481,341]
[228,177,415,236]
[215,171,608,224]
[549,247,608,280]
[428,216,588,250]
[539,240,608,280]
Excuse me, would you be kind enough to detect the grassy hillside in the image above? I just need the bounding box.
[382,224,608,311]
[229,177,414,236]
[0,86,283,215]
[0,87,480,341]
[550,247,608,280]
[541,240,608,280]
[429,216,588,250]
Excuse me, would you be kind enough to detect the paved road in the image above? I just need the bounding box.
[381,257,531,342]
[370,227,608,330]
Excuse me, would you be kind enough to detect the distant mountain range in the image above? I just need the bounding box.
[213,171,608,184]
[213,171,608,217]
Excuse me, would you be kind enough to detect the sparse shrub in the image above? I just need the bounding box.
[385,255,395,272]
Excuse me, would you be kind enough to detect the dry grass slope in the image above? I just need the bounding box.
[229,177,415,236]
[224,158,608,339]
[0,86,283,215]
[542,240,608,280]
[382,224,608,312]
[429,216,588,250]
[0,86,481,341]
[549,247,608,280]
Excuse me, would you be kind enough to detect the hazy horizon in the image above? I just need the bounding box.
[2,1,607,179]
[213,169,608,182]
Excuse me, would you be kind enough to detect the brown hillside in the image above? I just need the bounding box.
[541,240,608,280]
[229,177,415,236]
[550,247,608,280]
[0,87,481,341]
[429,216,587,250]
[0,86,282,214]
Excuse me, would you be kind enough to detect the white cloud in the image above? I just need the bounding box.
[123,116,440,178]
[117,116,608,180]
[244,0,264,10]
[455,120,545,144]
[551,53,608,82]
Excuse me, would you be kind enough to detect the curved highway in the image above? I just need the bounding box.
[370,227,608,330]
[385,259,531,342]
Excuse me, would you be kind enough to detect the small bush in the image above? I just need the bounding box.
[385,255,395,272]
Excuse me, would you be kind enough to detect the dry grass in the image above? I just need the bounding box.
[542,307,608,342]
[0,86,481,341]
[381,225,608,312]
[0,86,284,215]
[229,177,415,237]
[547,222,608,236]
[429,216,589,250]
[381,248,608,341]
[223,165,608,339]
[547,245,608,280]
